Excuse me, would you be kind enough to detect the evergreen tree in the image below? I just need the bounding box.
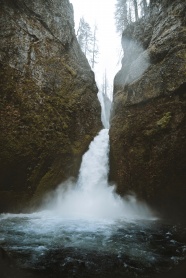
[115,0,128,34]
[140,0,148,17]
[90,25,99,69]
[102,70,109,96]
[115,0,150,33]
[77,17,93,56]
[77,18,99,69]
[132,0,139,21]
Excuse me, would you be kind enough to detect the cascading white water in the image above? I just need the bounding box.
[44,128,154,220]
[98,92,110,128]
[1,92,185,278]
[41,89,155,220]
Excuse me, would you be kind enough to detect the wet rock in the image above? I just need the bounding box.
[0,247,37,278]
[0,0,102,212]
[110,0,186,222]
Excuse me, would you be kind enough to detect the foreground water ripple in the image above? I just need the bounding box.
[0,213,186,277]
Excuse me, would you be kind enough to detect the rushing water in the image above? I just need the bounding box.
[1,130,186,277]
[42,129,153,220]
[0,213,186,277]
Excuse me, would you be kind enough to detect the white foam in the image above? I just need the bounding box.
[43,129,154,221]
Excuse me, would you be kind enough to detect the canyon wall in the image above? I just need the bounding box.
[110,0,186,221]
[0,0,102,211]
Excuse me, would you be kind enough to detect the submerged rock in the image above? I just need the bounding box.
[0,0,102,212]
[110,0,186,221]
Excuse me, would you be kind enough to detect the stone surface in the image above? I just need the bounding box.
[0,0,102,212]
[110,0,186,221]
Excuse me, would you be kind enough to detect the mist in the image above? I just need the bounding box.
[41,129,154,221]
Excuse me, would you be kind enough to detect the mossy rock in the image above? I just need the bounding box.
[156,112,172,129]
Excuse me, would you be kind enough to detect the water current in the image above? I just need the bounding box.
[1,212,186,277]
[0,98,186,277]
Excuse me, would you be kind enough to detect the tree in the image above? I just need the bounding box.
[140,0,148,17]
[77,18,99,69]
[102,70,109,96]
[115,0,128,34]
[132,0,139,21]
[115,0,150,33]
[90,25,99,69]
[77,17,93,56]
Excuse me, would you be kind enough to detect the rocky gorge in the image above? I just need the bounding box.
[0,1,186,277]
[0,0,185,222]
[0,0,102,212]
[110,0,186,222]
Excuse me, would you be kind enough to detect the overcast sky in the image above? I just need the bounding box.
[70,0,122,98]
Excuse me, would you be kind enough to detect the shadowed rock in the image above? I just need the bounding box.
[0,0,102,212]
[110,0,186,222]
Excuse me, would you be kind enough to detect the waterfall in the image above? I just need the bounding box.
[44,129,153,220]
[0,128,184,278]
[41,87,154,220]
[3,84,183,278]
[97,91,111,129]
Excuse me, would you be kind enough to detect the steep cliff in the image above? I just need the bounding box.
[0,0,102,212]
[110,0,186,221]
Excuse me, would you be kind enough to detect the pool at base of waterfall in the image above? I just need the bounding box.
[0,212,186,278]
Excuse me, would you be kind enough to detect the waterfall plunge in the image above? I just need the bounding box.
[44,128,154,220]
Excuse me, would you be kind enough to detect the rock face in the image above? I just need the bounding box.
[0,0,102,212]
[110,0,186,221]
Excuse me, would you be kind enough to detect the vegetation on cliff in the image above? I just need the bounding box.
[110,0,186,221]
[0,0,102,212]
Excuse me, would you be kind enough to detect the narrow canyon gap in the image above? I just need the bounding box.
[0,0,186,278]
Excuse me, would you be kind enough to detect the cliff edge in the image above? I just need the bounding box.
[110,0,186,221]
[0,0,102,211]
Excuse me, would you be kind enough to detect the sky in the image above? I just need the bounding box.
[70,0,122,99]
